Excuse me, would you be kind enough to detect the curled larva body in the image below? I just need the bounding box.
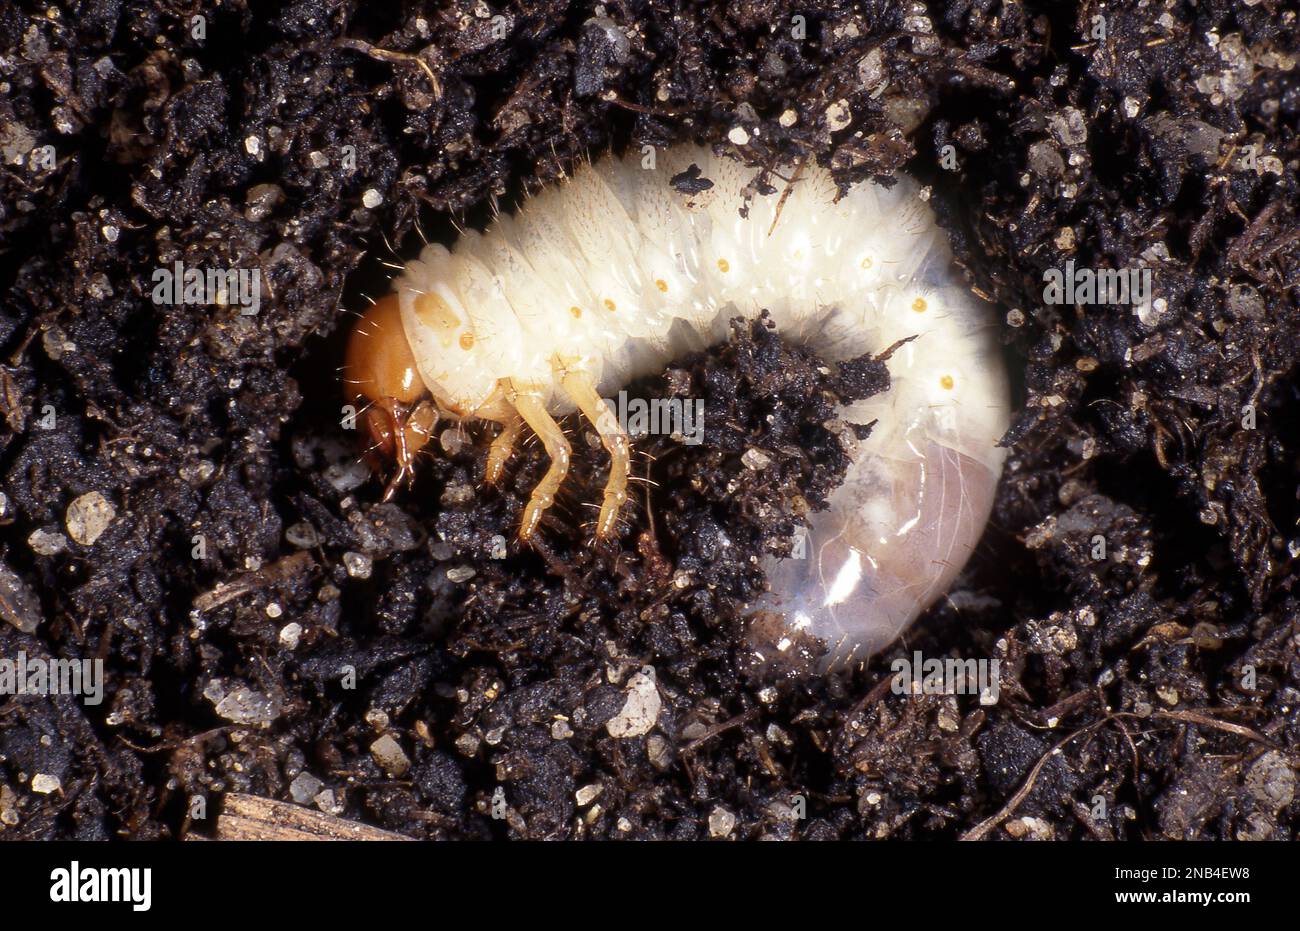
[349,145,1010,666]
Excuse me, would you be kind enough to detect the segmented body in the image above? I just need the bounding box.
[349,144,1011,666]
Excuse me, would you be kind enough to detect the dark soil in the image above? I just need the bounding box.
[0,0,1297,840]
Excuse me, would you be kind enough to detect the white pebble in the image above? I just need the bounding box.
[279,622,302,649]
[708,805,736,838]
[575,783,603,806]
[289,772,323,804]
[65,491,115,546]
[825,99,853,132]
[605,668,661,738]
[30,774,61,795]
[343,551,372,579]
[28,528,67,556]
[369,734,411,777]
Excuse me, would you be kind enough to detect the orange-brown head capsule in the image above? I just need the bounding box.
[345,295,438,498]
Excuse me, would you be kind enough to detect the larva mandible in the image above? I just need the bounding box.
[345,144,1011,667]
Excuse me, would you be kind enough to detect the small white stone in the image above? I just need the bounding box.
[647,735,672,769]
[778,109,798,127]
[857,49,885,91]
[343,551,372,579]
[575,783,603,806]
[1258,155,1284,176]
[30,774,61,795]
[708,805,736,838]
[289,772,323,803]
[606,668,661,738]
[365,708,390,729]
[28,528,68,556]
[825,99,853,132]
[244,135,261,156]
[439,428,468,455]
[369,734,411,777]
[285,521,319,548]
[29,769,60,790]
[212,683,282,726]
[728,126,750,146]
[314,788,344,815]
[65,491,116,546]
[278,622,302,649]
[362,189,383,209]
[0,785,18,825]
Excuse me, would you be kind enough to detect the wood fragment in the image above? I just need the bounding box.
[209,793,410,841]
[192,551,315,613]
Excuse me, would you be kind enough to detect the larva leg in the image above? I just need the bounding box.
[560,370,630,539]
[512,392,572,541]
[381,399,438,502]
[484,414,524,485]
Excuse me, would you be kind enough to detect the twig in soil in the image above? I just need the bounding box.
[1022,688,1095,729]
[192,551,315,613]
[960,717,1111,840]
[961,707,1286,840]
[604,93,691,119]
[334,38,441,98]
[1151,708,1279,749]
[682,708,760,756]
[937,57,1018,94]
[1227,200,1281,265]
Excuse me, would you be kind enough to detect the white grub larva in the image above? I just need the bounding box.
[345,144,1011,668]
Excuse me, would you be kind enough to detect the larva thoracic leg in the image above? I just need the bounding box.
[349,144,1011,665]
[511,389,573,541]
[485,414,524,486]
[559,367,631,539]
